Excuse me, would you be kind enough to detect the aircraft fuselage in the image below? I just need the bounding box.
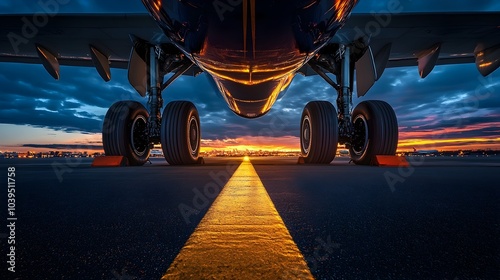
[142,0,358,118]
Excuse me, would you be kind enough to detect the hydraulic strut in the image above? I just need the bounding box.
[147,46,163,144]
[309,44,355,145]
[146,45,194,145]
[337,45,354,144]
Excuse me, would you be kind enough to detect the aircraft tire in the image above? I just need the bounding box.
[161,101,201,165]
[300,101,338,164]
[349,100,398,165]
[102,101,150,166]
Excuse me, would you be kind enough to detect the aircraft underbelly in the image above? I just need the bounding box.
[143,0,359,117]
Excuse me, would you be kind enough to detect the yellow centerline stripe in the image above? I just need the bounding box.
[162,158,314,279]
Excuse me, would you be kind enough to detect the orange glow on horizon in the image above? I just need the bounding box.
[199,135,500,153]
[397,137,500,152]
[399,122,500,139]
[2,134,499,154]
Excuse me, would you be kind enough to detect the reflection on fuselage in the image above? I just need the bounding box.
[143,0,359,118]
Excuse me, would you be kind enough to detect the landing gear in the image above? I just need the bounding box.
[161,101,201,165]
[300,101,338,164]
[102,101,150,166]
[102,41,201,166]
[305,43,399,165]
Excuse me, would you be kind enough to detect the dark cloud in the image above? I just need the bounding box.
[317,66,498,137]
[0,1,499,147]
[0,63,142,133]
[1,60,499,143]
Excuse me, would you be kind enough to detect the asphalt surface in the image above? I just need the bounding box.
[0,156,499,279]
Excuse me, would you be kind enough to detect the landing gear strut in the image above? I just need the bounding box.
[303,43,398,165]
[102,43,201,166]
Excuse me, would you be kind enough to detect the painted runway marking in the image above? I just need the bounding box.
[162,158,314,279]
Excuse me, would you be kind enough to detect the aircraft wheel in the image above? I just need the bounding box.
[161,101,201,165]
[102,101,150,166]
[349,100,398,165]
[300,101,338,164]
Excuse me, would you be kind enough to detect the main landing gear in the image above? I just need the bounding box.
[301,44,398,165]
[102,43,201,166]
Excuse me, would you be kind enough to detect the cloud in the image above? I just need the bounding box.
[0,1,499,150]
[0,64,141,133]
[1,61,499,146]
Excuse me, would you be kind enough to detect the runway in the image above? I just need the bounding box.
[1,156,499,279]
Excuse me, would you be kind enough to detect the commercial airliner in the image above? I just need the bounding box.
[1,1,499,165]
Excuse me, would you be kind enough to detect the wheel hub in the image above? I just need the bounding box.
[301,116,311,154]
[188,116,199,155]
[351,115,368,156]
[131,115,149,157]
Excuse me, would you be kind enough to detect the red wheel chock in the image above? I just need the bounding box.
[91,156,129,167]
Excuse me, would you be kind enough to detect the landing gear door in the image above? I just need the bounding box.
[355,46,376,98]
[128,42,148,97]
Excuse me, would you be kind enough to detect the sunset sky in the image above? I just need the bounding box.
[1,1,499,153]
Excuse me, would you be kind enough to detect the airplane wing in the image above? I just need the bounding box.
[1,12,499,84]
[0,14,159,69]
[300,12,500,95]
[336,12,500,70]
[0,14,201,80]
